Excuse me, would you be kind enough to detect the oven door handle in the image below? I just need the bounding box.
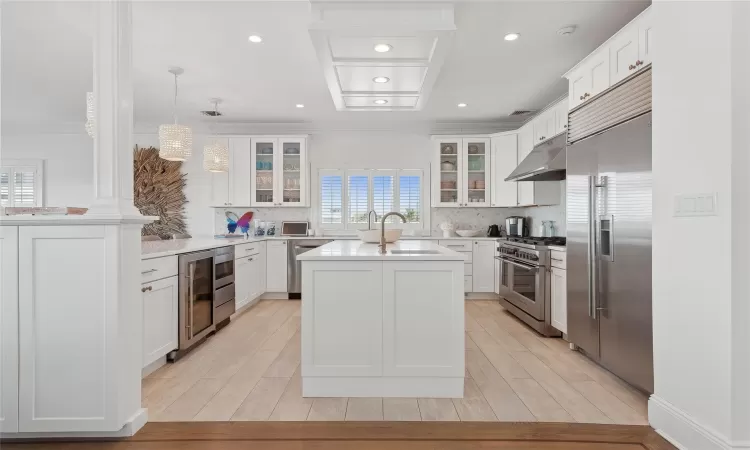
[496,256,540,272]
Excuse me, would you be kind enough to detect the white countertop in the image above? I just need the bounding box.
[296,240,467,261]
[141,234,499,260]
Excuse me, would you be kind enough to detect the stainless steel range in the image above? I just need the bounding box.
[496,236,565,337]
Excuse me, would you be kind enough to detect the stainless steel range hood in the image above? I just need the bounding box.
[505,133,567,182]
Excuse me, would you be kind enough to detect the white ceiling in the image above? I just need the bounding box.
[1,0,650,131]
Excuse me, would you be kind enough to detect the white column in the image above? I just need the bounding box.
[87,0,140,217]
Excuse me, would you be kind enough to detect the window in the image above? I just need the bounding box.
[318,169,424,230]
[0,160,44,208]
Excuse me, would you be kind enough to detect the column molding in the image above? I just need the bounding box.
[88,0,141,217]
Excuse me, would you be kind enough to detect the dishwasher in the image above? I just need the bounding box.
[287,239,332,299]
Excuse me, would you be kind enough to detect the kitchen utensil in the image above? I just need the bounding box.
[441,161,456,171]
[456,229,481,237]
[487,224,500,237]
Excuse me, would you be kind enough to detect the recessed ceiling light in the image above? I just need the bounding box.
[373,76,390,83]
[296,104,305,108]
[374,99,388,105]
[374,43,392,53]
[504,33,520,41]
[457,103,468,108]
[248,35,263,43]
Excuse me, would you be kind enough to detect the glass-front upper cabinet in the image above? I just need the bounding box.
[251,138,278,206]
[279,138,307,207]
[434,139,462,207]
[250,136,308,207]
[462,139,491,207]
[432,137,491,208]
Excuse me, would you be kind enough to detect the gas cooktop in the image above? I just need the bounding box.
[503,236,566,247]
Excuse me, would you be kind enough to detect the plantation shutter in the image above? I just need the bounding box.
[372,171,395,223]
[398,172,421,224]
[347,172,370,226]
[13,168,37,206]
[319,171,343,227]
[0,169,10,207]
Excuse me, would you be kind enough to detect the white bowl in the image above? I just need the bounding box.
[357,229,402,244]
[455,229,482,237]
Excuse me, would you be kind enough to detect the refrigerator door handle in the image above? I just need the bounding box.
[588,176,598,319]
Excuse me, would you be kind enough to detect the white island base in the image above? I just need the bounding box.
[298,240,465,398]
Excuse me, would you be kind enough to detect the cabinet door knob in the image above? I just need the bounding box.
[141,286,152,293]
[247,257,253,261]
[563,125,567,129]
[636,60,643,66]
[629,64,635,70]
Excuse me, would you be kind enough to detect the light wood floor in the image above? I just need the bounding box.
[143,299,649,424]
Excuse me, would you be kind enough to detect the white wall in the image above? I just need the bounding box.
[650,2,750,449]
[1,133,93,208]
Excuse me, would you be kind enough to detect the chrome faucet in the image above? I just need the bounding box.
[379,212,407,254]
[367,210,378,230]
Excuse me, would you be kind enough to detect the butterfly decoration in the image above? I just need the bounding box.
[226,211,253,235]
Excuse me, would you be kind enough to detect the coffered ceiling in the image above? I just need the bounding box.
[308,2,455,111]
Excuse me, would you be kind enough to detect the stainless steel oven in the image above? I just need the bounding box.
[213,246,235,324]
[496,237,563,337]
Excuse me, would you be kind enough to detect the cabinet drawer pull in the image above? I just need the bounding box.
[629,64,635,70]
[141,286,152,292]
[244,248,255,252]
[636,60,643,66]
[141,268,158,275]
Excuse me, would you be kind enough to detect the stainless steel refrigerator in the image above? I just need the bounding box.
[566,67,653,394]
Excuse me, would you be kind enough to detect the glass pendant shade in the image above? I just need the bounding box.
[203,140,229,172]
[85,92,95,138]
[158,124,193,161]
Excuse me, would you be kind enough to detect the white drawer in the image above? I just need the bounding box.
[459,251,473,265]
[439,240,473,252]
[236,241,262,258]
[464,275,473,292]
[550,250,566,270]
[464,264,472,277]
[141,256,178,283]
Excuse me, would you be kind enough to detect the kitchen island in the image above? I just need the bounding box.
[297,240,465,398]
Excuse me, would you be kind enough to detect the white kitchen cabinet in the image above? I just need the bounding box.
[550,266,567,334]
[302,261,384,377]
[0,227,19,433]
[211,138,252,207]
[472,240,496,293]
[251,136,309,207]
[382,262,464,377]
[142,276,178,368]
[490,134,518,207]
[266,240,288,292]
[433,137,490,208]
[565,6,652,109]
[638,8,653,66]
[569,50,610,109]
[553,99,569,136]
[234,255,252,310]
[249,245,267,301]
[533,109,555,145]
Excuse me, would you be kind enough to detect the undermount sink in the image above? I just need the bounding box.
[390,249,441,254]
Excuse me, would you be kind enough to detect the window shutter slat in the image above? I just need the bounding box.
[0,171,10,207]
[399,175,421,223]
[348,175,369,224]
[320,175,343,224]
[372,175,394,222]
[13,169,37,206]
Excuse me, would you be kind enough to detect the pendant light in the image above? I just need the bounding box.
[85,92,95,138]
[203,99,229,173]
[159,67,192,161]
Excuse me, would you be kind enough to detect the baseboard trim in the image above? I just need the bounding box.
[141,357,166,379]
[648,395,743,450]
[0,408,147,440]
[465,293,500,300]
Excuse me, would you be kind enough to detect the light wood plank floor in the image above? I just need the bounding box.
[143,299,649,424]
